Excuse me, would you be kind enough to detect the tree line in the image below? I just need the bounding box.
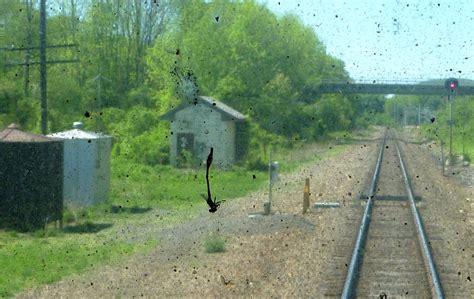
[1,0,382,167]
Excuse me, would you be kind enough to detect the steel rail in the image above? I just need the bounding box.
[341,132,386,299]
[394,139,444,298]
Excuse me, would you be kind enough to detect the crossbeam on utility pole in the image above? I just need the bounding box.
[4,59,79,67]
[0,43,77,51]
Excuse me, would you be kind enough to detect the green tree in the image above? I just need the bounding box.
[147,0,350,140]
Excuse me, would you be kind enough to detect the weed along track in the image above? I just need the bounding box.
[340,130,443,298]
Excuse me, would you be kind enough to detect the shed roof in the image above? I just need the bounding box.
[160,96,246,121]
[0,124,54,142]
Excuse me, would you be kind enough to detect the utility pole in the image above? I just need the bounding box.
[40,0,48,134]
[92,74,111,131]
[24,0,33,97]
[417,104,421,126]
[448,94,453,165]
[461,113,465,164]
[403,106,407,127]
[445,78,458,166]
[1,0,79,134]
[0,17,5,72]
[267,145,272,214]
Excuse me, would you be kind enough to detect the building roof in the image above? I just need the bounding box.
[160,96,246,121]
[0,123,54,142]
[48,129,111,139]
[47,122,112,140]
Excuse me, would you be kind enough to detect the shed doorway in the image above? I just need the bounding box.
[176,133,194,167]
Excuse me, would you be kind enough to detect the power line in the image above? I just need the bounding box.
[5,59,79,67]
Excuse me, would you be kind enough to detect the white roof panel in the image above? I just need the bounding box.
[48,129,111,140]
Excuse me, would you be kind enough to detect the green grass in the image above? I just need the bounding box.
[420,124,474,162]
[452,137,474,162]
[0,163,268,297]
[101,162,268,221]
[203,235,226,253]
[0,138,350,297]
[0,230,156,297]
[272,141,348,172]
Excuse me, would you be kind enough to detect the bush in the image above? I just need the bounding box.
[245,157,268,171]
[62,208,91,224]
[176,149,196,168]
[8,231,18,238]
[245,121,287,170]
[204,235,226,253]
[464,153,471,163]
[112,119,170,166]
[63,209,77,224]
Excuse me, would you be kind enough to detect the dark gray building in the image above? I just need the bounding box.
[0,124,63,231]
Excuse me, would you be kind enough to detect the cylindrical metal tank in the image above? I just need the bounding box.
[0,124,63,231]
[48,122,112,208]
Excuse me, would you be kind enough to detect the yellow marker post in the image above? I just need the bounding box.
[303,178,310,214]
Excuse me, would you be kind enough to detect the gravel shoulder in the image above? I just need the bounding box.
[398,129,473,298]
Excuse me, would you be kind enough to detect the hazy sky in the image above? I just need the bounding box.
[258,0,474,82]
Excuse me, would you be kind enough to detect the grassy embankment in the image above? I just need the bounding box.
[0,164,264,297]
[441,132,474,163]
[416,96,474,163]
[0,135,353,297]
[416,124,474,163]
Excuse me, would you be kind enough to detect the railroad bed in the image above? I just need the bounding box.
[355,136,430,297]
[333,130,444,298]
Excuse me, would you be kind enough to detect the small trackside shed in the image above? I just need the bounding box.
[160,96,248,168]
[48,122,112,208]
[0,124,63,231]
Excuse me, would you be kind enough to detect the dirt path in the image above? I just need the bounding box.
[17,128,472,298]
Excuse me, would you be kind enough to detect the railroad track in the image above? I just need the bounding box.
[340,130,443,298]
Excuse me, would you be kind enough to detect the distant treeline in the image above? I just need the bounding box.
[0,0,386,167]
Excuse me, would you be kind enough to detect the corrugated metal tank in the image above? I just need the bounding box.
[48,122,112,208]
[0,124,63,231]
